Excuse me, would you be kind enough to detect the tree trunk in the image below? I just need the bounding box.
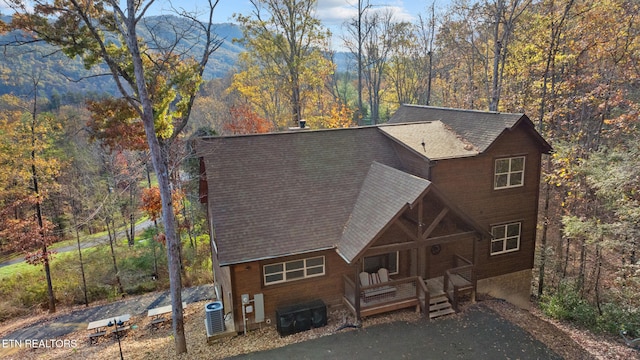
[489,0,503,111]
[106,218,124,295]
[72,200,89,306]
[124,0,186,352]
[129,184,135,246]
[357,0,365,124]
[594,243,602,315]
[537,157,552,297]
[30,95,56,313]
[578,238,586,293]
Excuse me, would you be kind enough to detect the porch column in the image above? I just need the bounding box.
[354,259,361,321]
[417,198,426,278]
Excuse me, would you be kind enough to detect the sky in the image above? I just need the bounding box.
[156,0,452,49]
[1,0,452,48]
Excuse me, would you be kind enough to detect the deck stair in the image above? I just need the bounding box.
[428,293,455,319]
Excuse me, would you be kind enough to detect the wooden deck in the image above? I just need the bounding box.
[343,275,471,319]
[343,281,421,318]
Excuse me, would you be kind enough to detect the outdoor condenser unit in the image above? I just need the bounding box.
[205,301,225,336]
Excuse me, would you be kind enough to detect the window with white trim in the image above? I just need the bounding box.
[363,252,399,275]
[491,222,521,255]
[494,156,525,189]
[263,256,325,285]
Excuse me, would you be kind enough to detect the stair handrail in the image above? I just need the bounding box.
[445,254,476,311]
[417,276,430,319]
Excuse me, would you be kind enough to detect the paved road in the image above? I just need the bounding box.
[0,219,154,269]
[230,304,562,360]
[0,284,216,341]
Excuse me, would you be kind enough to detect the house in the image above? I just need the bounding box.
[196,105,552,334]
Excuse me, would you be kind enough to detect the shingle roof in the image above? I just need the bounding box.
[337,162,431,263]
[388,105,528,152]
[195,127,403,265]
[379,121,479,160]
[197,106,550,265]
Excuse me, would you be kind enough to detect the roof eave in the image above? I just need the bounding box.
[218,245,337,267]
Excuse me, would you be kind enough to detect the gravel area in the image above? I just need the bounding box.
[1,292,638,360]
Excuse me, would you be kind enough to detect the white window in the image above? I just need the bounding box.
[263,256,325,285]
[491,222,521,255]
[363,252,399,275]
[494,156,525,189]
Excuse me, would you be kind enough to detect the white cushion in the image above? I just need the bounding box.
[378,268,390,282]
[359,272,370,286]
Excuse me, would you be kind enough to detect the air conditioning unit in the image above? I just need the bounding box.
[205,301,225,336]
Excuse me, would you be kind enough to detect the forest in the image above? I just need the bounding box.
[0,0,639,354]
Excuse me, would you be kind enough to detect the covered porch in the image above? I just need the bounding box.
[336,163,486,320]
[342,254,476,319]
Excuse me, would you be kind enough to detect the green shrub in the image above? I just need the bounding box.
[541,281,640,336]
[540,281,597,327]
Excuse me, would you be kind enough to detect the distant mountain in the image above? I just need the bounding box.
[0,15,245,101]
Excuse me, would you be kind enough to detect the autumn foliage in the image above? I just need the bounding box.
[1,216,58,265]
[223,105,274,134]
[87,98,148,151]
[140,186,184,221]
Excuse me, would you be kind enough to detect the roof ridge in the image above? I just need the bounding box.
[198,124,376,140]
[402,104,523,117]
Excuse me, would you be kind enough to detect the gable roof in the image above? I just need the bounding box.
[337,162,431,263]
[195,127,403,265]
[196,106,551,266]
[388,104,551,154]
[379,121,478,160]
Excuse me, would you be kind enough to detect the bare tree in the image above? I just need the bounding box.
[4,0,223,354]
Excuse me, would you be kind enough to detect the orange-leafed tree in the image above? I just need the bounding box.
[140,186,184,222]
[223,105,274,135]
[0,93,63,313]
[87,98,147,152]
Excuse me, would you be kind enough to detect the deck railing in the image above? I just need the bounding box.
[444,254,475,311]
[343,275,429,318]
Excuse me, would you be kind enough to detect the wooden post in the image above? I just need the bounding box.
[354,260,361,321]
[417,198,425,278]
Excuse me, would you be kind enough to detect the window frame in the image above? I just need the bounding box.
[363,251,399,275]
[263,256,325,285]
[494,156,526,190]
[490,222,521,255]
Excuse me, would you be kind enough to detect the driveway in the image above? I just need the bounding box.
[230,304,562,360]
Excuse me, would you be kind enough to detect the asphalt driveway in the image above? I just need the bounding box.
[230,304,561,360]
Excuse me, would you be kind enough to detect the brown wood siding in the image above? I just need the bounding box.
[430,126,543,280]
[230,250,352,331]
[199,158,208,204]
[388,141,431,179]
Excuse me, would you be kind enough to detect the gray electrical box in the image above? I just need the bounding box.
[254,293,265,322]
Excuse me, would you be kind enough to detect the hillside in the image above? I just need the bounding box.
[0,15,244,100]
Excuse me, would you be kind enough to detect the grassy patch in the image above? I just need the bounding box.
[0,261,36,278]
[0,226,211,319]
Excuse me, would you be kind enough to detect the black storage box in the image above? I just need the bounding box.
[275,299,327,336]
